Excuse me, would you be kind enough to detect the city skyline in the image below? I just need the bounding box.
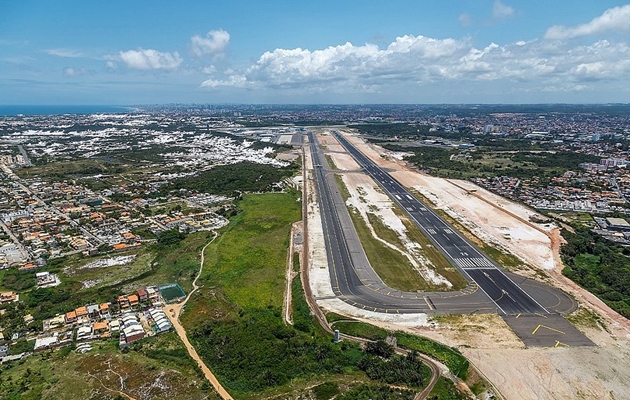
[1,0,630,105]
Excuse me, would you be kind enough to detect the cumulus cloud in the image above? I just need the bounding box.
[190,29,230,57]
[492,0,514,19]
[115,48,183,71]
[199,33,630,94]
[545,4,630,40]
[45,48,83,58]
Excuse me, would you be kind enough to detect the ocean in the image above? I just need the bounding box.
[0,105,133,116]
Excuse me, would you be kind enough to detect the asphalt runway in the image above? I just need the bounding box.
[503,314,595,347]
[331,130,549,315]
[307,130,594,346]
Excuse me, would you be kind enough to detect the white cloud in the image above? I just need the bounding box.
[190,29,230,58]
[202,65,216,74]
[116,48,182,71]
[545,4,630,40]
[63,67,88,77]
[199,33,630,95]
[45,48,83,58]
[492,0,514,19]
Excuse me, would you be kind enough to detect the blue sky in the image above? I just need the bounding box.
[1,0,630,104]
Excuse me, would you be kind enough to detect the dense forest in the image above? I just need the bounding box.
[163,161,298,196]
[561,227,630,318]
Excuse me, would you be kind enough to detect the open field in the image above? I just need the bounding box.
[0,333,214,400]
[182,192,441,399]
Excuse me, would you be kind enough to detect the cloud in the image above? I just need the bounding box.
[45,48,84,58]
[199,33,630,95]
[545,4,630,40]
[458,13,472,27]
[492,0,514,19]
[190,29,230,58]
[115,48,182,71]
[63,67,89,77]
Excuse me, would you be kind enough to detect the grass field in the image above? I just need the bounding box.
[198,193,301,309]
[331,320,389,341]
[181,192,449,399]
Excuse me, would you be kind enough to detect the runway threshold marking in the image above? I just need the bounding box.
[532,324,566,335]
[423,296,434,310]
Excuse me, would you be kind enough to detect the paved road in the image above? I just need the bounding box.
[312,130,550,315]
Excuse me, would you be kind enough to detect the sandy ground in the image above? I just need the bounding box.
[306,129,630,400]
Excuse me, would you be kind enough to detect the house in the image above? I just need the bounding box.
[43,314,66,331]
[76,325,93,341]
[93,321,110,338]
[148,308,172,332]
[99,302,110,317]
[35,271,61,288]
[109,319,120,332]
[18,263,39,273]
[65,311,77,325]
[120,313,145,346]
[128,294,139,307]
[86,304,100,320]
[34,334,59,352]
[75,306,89,322]
[113,243,128,252]
[0,292,19,303]
[137,288,148,302]
[122,232,136,242]
[118,295,129,309]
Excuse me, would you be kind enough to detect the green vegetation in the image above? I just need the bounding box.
[336,383,416,400]
[0,335,212,400]
[325,312,350,323]
[350,123,436,139]
[428,377,470,400]
[566,306,607,332]
[385,141,601,180]
[331,320,388,341]
[164,161,298,196]
[313,382,340,399]
[1,269,36,291]
[182,193,444,398]
[157,228,186,247]
[395,331,469,380]
[561,227,630,318]
[15,159,126,179]
[184,193,363,394]
[325,154,337,169]
[292,274,327,336]
[359,344,432,388]
[398,216,467,290]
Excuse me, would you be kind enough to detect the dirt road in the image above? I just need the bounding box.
[163,232,234,400]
